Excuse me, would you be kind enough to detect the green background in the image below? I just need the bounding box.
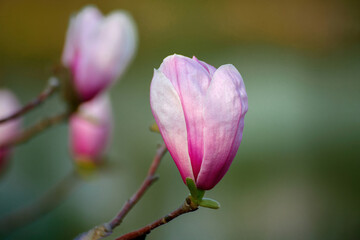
[0,0,359,239]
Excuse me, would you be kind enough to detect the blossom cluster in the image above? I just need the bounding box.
[1,4,247,204]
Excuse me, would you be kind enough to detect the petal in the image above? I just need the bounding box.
[70,116,109,161]
[196,64,248,190]
[62,6,102,67]
[62,6,104,101]
[0,90,22,146]
[78,93,113,126]
[0,148,10,170]
[192,56,217,77]
[63,7,137,101]
[70,94,113,162]
[159,55,211,179]
[105,11,137,79]
[90,11,137,83]
[150,69,194,183]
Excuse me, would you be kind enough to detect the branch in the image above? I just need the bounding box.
[0,170,81,236]
[115,197,198,240]
[108,144,167,229]
[0,111,69,149]
[0,77,60,124]
[75,144,168,240]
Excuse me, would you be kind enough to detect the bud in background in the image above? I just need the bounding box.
[62,5,137,102]
[0,90,22,172]
[0,149,10,171]
[69,94,113,166]
[150,54,248,190]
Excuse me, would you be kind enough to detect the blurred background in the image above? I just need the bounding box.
[0,0,359,239]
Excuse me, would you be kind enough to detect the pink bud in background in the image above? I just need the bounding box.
[0,90,21,171]
[62,5,137,102]
[150,54,248,190]
[69,94,113,165]
[0,148,10,171]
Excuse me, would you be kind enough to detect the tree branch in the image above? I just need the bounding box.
[108,143,167,229]
[75,143,168,240]
[0,170,81,236]
[0,77,60,124]
[115,197,198,240]
[0,111,69,149]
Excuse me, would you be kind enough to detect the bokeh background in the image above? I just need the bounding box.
[0,0,359,239]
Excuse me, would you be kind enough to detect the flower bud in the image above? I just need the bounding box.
[0,149,10,172]
[150,54,248,190]
[0,89,21,171]
[69,94,113,165]
[62,5,137,102]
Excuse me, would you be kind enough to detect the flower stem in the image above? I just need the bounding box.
[108,143,167,229]
[0,77,60,124]
[0,111,70,148]
[115,197,198,240]
[75,144,168,240]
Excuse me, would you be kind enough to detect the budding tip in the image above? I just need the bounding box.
[102,223,112,233]
[49,77,60,87]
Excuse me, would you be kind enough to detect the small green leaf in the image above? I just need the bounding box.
[186,178,205,204]
[186,178,198,199]
[149,122,160,133]
[199,198,220,209]
[196,189,205,201]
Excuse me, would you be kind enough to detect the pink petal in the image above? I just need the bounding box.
[159,55,211,179]
[70,94,113,163]
[62,6,137,101]
[95,11,137,80]
[70,116,109,162]
[192,56,217,77]
[150,69,194,183]
[196,64,248,190]
[76,11,137,100]
[0,90,22,146]
[62,6,102,68]
[0,148,10,172]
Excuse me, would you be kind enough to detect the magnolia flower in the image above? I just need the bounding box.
[62,5,137,102]
[69,94,113,164]
[0,89,21,170]
[150,54,248,190]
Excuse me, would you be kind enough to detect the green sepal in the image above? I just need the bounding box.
[149,122,160,133]
[75,159,98,179]
[186,178,198,198]
[199,198,220,209]
[196,188,205,201]
[186,178,205,204]
[74,156,108,179]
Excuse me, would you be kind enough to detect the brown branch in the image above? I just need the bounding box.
[115,197,198,240]
[0,111,69,149]
[108,143,167,229]
[75,144,168,240]
[0,77,60,124]
[0,170,81,236]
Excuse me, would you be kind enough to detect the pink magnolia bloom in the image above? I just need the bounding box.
[0,90,21,170]
[150,55,248,190]
[62,5,137,102]
[69,94,113,164]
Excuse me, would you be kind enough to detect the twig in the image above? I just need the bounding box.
[115,197,198,240]
[0,170,81,236]
[0,77,60,124]
[75,144,168,240]
[0,111,69,149]
[108,144,167,229]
